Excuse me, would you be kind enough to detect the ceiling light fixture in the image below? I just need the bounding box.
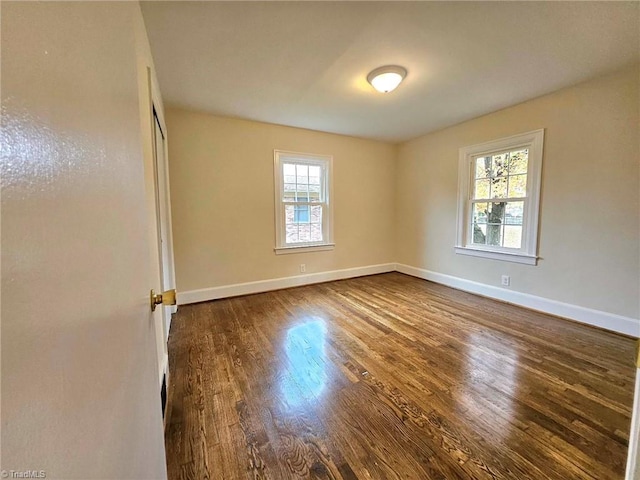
[367,65,407,93]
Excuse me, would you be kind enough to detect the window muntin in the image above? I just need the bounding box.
[456,130,544,265]
[274,151,333,252]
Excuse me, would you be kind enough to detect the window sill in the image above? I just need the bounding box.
[274,243,335,255]
[454,246,538,265]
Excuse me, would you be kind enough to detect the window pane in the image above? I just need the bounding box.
[505,202,524,225]
[474,179,490,199]
[283,183,296,201]
[298,224,311,242]
[487,201,506,224]
[507,174,527,198]
[310,223,323,242]
[285,224,298,244]
[285,205,295,224]
[472,223,487,245]
[508,149,528,174]
[472,202,488,224]
[503,225,522,249]
[309,184,321,202]
[475,157,491,178]
[492,153,509,178]
[296,164,308,184]
[283,163,296,176]
[310,205,322,223]
[486,224,502,246]
[294,205,310,223]
[490,177,508,199]
[309,166,321,184]
[296,183,308,202]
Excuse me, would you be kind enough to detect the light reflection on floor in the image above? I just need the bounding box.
[458,332,520,437]
[280,318,328,409]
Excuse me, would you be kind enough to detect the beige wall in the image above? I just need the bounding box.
[167,109,396,291]
[396,66,640,319]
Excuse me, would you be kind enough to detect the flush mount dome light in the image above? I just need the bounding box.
[367,65,407,93]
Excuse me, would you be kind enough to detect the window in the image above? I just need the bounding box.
[455,130,544,265]
[274,150,334,254]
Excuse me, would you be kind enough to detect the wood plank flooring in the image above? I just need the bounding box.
[164,272,636,479]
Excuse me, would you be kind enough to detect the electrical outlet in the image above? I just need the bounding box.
[501,275,510,287]
[300,264,306,273]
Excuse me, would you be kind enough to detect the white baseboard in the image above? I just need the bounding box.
[396,263,639,338]
[175,261,638,337]
[177,263,396,305]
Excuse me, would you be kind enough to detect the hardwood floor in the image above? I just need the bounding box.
[164,273,636,480]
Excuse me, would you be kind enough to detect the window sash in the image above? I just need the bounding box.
[282,161,326,204]
[466,171,530,251]
[467,198,528,250]
[282,203,327,245]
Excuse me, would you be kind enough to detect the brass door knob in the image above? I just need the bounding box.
[150,289,177,311]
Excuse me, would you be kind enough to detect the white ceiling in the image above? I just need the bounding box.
[141,1,639,143]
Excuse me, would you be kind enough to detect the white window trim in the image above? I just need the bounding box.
[274,150,334,254]
[455,129,544,265]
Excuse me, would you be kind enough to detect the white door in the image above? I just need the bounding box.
[1,2,167,478]
[627,366,640,479]
[153,109,177,342]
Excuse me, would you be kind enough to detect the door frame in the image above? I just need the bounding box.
[151,104,177,331]
[141,66,176,388]
[626,364,640,479]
